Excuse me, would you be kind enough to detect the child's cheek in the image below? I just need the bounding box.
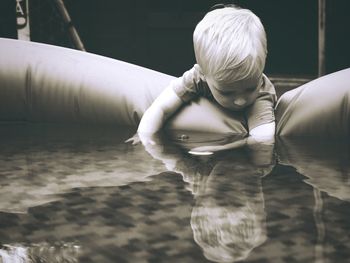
[213,93,232,108]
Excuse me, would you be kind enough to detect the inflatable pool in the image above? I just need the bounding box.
[0,38,349,137]
[276,68,350,137]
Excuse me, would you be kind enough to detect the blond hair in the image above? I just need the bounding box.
[193,6,267,84]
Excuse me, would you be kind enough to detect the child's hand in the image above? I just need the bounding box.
[188,145,217,155]
[125,132,157,146]
[189,138,247,155]
[125,133,141,145]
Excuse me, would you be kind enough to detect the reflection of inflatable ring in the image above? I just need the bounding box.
[0,38,349,137]
[0,38,246,134]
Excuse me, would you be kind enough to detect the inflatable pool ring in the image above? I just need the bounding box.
[275,68,350,137]
[0,38,349,137]
[0,38,247,134]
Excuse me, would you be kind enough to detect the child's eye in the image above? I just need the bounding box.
[218,89,235,96]
[247,86,257,92]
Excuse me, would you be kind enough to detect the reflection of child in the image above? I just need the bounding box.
[191,203,266,262]
[138,132,272,262]
[138,5,276,142]
[190,161,268,263]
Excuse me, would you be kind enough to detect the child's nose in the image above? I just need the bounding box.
[233,97,246,106]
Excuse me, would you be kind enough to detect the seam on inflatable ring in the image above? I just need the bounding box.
[340,90,350,135]
[25,65,32,121]
[276,86,307,135]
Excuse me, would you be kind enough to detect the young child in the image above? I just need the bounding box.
[138,5,276,146]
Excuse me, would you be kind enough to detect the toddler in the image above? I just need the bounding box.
[138,5,276,147]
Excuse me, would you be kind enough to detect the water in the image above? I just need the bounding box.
[0,123,349,263]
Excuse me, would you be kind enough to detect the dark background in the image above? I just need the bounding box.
[1,0,349,78]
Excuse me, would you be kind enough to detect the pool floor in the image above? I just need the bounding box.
[0,124,349,262]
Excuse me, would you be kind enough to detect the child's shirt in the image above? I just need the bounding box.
[170,64,277,131]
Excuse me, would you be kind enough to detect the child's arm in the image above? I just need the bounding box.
[247,75,276,143]
[188,117,275,155]
[188,128,275,155]
[249,121,275,142]
[137,85,183,134]
[138,65,203,134]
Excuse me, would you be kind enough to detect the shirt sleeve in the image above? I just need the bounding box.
[171,64,207,103]
[246,74,277,131]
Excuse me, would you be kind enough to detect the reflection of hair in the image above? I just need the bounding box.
[191,204,266,262]
[193,6,267,84]
[0,243,81,263]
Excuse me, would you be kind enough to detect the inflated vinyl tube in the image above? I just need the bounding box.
[276,68,350,137]
[0,38,247,134]
[1,38,349,137]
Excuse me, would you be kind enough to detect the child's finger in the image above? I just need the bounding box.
[125,137,140,145]
[188,149,213,156]
[190,145,222,152]
[125,138,133,143]
[188,145,217,155]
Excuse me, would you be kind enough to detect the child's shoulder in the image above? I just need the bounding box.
[260,74,276,95]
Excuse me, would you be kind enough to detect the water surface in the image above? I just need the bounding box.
[0,123,349,262]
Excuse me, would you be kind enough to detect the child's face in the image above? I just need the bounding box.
[206,75,261,110]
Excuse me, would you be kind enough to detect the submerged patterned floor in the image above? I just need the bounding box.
[0,124,349,262]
